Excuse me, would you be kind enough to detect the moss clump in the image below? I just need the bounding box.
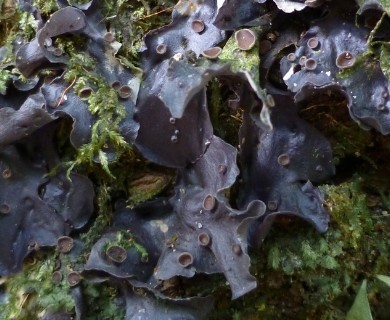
[0,251,74,319]
[380,42,390,79]
[0,69,11,94]
[83,282,125,320]
[209,177,389,320]
[32,0,59,15]
[52,36,132,178]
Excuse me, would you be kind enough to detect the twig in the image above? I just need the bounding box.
[135,7,172,21]
[56,77,77,107]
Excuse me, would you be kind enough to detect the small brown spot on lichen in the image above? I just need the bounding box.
[232,244,242,255]
[0,203,11,215]
[2,168,12,179]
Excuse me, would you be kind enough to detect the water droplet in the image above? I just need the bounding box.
[169,117,176,124]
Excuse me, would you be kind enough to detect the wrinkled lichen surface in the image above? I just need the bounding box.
[0,0,389,319]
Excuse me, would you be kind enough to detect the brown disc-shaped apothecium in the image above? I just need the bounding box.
[106,245,128,263]
[267,200,278,211]
[232,244,242,255]
[203,194,216,211]
[202,47,222,59]
[307,37,320,50]
[156,43,167,55]
[235,29,256,51]
[52,271,63,283]
[118,85,132,99]
[336,51,356,69]
[287,53,296,62]
[79,87,93,99]
[111,80,121,90]
[305,58,317,70]
[191,19,205,33]
[57,236,74,253]
[67,271,81,287]
[198,233,211,246]
[0,203,10,215]
[2,168,12,179]
[277,154,290,166]
[177,252,193,267]
[104,31,115,43]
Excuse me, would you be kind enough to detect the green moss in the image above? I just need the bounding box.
[219,28,262,91]
[0,69,11,94]
[378,0,390,15]
[32,0,59,15]
[52,36,132,178]
[322,180,374,249]
[0,251,74,319]
[83,282,125,320]
[380,42,390,79]
[209,174,389,319]
[79,183,112,261]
